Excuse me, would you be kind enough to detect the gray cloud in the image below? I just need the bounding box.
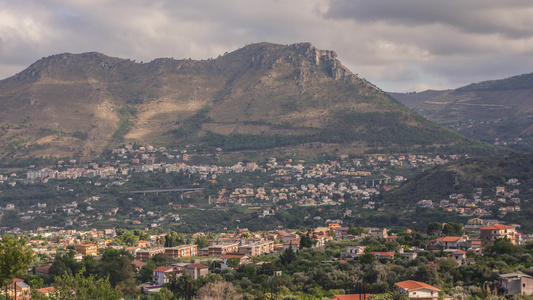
[1,0,532,92]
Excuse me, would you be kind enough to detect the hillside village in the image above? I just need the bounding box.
[1,145,472,231]
[2,218,531,299]
[1,147,532,299]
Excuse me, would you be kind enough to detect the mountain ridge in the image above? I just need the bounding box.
[0,42,474,162]
[390,72,533,151]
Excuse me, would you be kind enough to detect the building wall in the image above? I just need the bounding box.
[408,288,438,299]
[480,228,516,248]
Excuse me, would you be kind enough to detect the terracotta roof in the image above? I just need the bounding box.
[187,263,209,269]
[452,250,466,254]
[395,280,440,292]
[283,240,300,245]
[153,266,174,272]
[373,252,394,257]
[331,295,372,300]
[35,266,51,274]
[37,287,55,294]
[481,224,515,230]
[132,260,146,267]
[438,236,462,242]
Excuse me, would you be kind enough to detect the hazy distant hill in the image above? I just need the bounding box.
[0,42,474,162]
[386,152,533,205]
[390,73,533,151]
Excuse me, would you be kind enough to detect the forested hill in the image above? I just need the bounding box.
[385,151,533,205]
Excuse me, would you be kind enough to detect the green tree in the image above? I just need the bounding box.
[300,232,314,249]
[31,270,120,300]
[49,250,82,277]
[426,222,442,236]
[98,248,137,295]
[348,226,366,235]
[226,257,241,269]
[154,287,174,300]
[0,235,33,297]
[485,238,520,256]
[279,245,297,266]
[442,222,464,236]
[195,236,209,249]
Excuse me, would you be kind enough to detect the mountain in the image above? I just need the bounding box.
[390,73,533,151]
[384,151,533,229]
[386,152,533,205]
[0,42,476,163]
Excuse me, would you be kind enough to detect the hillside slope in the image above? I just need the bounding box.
[0,42,473,162]
[390,73,533,151]
[386,152,533,205]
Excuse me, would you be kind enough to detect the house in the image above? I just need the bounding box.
[36,286,55,296]
[152,266,180,286]
[75,244,98,256]
[186,263,209,279]
[395,280,440,300]
[138,240,151,248]
[450,250,467,265]
[132,260,147,272]
[341,246,366,259]
[480,224,516,248]
[433,236,465,250]
[334,227,350,240]
[401,252,418,260]
[34,265,51,275]
[6,278,31,298]
[282,234,300,243]
[282,240,300,251]
[331,295,372,300]
[498,273,533,296]
[372,252,395,260]
[221,253,253,270]
[125,246,140,256]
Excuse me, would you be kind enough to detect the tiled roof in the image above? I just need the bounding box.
[331,295,372,300]
[481,224,515,230]
[153,266,174,272]
[187,263,209,269]
[438,236,462,242]
[395,280,440,291]
[37,287,55,294]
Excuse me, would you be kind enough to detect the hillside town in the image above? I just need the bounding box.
[2,218,530,299]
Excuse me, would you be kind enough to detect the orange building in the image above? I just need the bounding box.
[164,244,198,258]
[479,224,516,248]
[75,244,98,256]
[207,243,239,256]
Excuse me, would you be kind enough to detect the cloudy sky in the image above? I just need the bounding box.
[2,0,533,92]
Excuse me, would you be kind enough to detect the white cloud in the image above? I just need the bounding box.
[1,0,532,92]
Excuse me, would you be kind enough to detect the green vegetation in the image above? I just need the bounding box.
[72,131,88,140]
[112,104,137,142]
[386,151,533,206]
[0,235,34,295]
[202,132,313,151]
